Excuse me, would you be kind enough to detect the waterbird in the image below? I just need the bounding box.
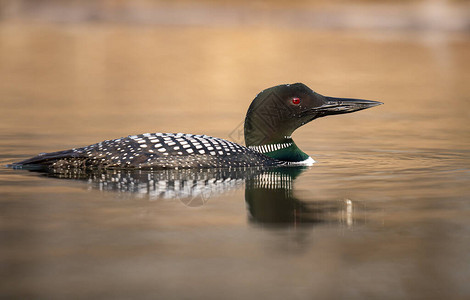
[10,83,382,170]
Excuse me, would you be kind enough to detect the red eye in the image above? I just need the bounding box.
[291,97,301,105]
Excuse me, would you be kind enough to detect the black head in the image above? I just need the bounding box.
[244,83,382,146]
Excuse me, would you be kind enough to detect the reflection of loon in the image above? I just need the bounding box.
[51,167,257,201]
[39,167,358,226]
[245,167,309,224]
[245,167,355,225]
[10,83,381,170]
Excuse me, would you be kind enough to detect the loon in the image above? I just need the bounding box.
[10,83,382,170]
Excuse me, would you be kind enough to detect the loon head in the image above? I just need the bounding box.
[244,83,382,163]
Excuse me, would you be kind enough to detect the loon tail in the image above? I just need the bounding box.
[8,149,83,169]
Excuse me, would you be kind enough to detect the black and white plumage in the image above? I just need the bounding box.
[10,83,382,171]
[13,133,280,170]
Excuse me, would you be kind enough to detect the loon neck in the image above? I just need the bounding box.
[248,137,310,163]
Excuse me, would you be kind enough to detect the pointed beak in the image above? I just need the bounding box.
[317,97,383,116]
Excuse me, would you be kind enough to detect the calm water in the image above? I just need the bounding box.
[1,22,469,299]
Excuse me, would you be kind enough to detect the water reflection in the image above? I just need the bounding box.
[245,167,358,227]
[29,166,360,227]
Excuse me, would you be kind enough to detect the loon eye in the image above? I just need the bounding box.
[291,97,301,105]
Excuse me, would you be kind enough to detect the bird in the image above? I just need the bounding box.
[10,83,382,170]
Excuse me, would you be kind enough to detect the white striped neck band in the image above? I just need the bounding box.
[248,142,293,154]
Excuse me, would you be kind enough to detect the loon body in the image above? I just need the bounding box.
[11,83,381,170]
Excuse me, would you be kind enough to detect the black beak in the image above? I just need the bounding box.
[316,96,383,116]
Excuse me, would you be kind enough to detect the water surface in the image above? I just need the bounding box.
[0,22,469,299]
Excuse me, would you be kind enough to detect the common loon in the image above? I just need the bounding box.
[11,83,382,170]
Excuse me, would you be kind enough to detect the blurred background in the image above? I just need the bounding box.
[1,1,470,299]
[1,0,469,30]
[0,0,469,150]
